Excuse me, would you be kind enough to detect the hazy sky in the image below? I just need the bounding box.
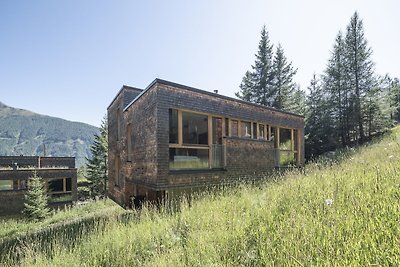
[1,1,399,126]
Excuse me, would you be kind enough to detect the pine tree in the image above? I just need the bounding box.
[23,172,50,221]
[323,31,350,146]
[235,71,254,102]
[344,11,376,142]
[288,85,306,116]
[392,78,400,121]
[86,115,108,197]
[236,25,275,106]
[305,74,336,158]
[272,44,298,110]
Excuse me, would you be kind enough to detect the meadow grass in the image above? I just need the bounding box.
[2,127,400,266]
[0,199,122,239]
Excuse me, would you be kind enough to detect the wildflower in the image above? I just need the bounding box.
[389,155,394,159]
[325,198,333,206]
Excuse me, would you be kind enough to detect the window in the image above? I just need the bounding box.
[48,178,64,193]
[127,124,133,162]
[169,148,209,170]
[169,109,178,144]
[270,127,276,142]
[225,118,229,136]
[259,125,265,140]
[231,120,238,137]
[279,128,292,150]
[252,123,257,139]
[182,111,208,145]
[0,180,12,191]
[241,121,251,138]
[66,178,72,192]
[168,109,226,170]
[277,128,298,166]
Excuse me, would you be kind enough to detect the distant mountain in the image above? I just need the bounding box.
[0,101,99,167]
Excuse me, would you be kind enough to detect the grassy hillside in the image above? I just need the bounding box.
[0,101,99,167]
[2,127,400,266]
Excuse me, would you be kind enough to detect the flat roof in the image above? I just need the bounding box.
[122,78,304,118]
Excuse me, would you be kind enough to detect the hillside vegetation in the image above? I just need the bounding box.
[2,127,400,266]
[0,101,99,167]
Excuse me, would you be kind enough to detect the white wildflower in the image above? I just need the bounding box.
[389,155,394,159]
[325,198,333,206]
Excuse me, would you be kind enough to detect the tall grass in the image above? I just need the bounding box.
[2,127,400,266]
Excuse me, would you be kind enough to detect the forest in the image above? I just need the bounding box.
[236,12,400,159]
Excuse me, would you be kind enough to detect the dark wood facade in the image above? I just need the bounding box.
[108,79,305,207]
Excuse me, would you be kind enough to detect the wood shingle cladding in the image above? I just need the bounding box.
[107,79,305,208]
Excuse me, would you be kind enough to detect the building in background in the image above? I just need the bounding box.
[0,156,77,215]
[108,79,304,207]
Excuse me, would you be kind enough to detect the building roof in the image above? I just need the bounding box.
[122,78,304,118]
[107,85,143,110]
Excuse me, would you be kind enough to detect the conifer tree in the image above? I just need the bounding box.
[344,11,376,142]
[324,31,350,146]
[23,172,50,221]
[235,71,254,102]
[288,85,306,116]
[272,44,298,110]
[236,25,275,106]
[86,116,108,197]
[305,74,336,158]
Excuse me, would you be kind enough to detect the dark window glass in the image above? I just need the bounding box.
[169,148,209,169]
[182,112,208,145]
[294,129,298,151]
[48,179,64,192]
[252,123,257,139]
[241,121,251,138]
[259,125,265,140]
[66,178,72,191]
[231,120,238,137]
[169,109,178,144]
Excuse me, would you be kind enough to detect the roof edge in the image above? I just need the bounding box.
[107,85,143,110]
[123,78,304,119]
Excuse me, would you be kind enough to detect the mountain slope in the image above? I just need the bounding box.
[0,101,99,167]
[3,127,399,266]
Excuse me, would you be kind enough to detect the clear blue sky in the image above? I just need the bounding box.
[1,1,399,126]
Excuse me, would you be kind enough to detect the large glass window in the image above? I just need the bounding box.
[182,111,208,145]
[241,121,251,138]
[169,148,209,170]
[169,109,178,144]
[48,178,64,192]
[0,180,12,191]
[278,128,298,167]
